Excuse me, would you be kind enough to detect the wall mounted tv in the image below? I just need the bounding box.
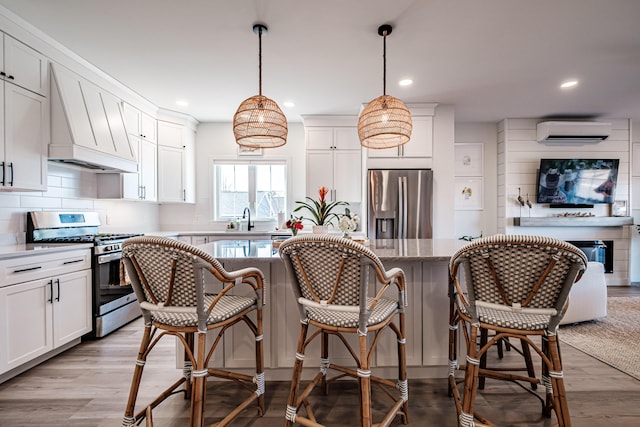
[536,159,619,206]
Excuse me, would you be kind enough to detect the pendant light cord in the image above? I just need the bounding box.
[382,30,387,96]
[258,26,263,96]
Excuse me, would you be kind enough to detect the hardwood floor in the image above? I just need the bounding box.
[1,290,639,426]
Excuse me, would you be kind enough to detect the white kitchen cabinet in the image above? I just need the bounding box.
[306,126,361,150]
[367,115,433,159]
[97,135,157,201]
[0,249,92,375]
[305,126,362,203]
[374,261,423,367]
[98,103,158,200]
[0,81,47,191]
[157,119,195,203]
[0,33,48,96]
[221,260,272,369]
[123,103,156,144]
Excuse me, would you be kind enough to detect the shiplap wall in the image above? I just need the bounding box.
[498,118,632,286]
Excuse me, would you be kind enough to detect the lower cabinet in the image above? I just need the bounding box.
[201,259,272,369]
[0,268,91,374]
[374,261,423,367]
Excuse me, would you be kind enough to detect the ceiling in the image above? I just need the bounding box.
[1,0,639,124]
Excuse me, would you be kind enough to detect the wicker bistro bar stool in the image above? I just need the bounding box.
[120,236,265,427]
[279,235,409,427]
[447,235,587,427]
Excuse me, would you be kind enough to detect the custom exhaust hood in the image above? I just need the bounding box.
[49,63,137,173]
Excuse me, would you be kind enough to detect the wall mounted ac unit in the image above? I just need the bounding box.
[536,121,612,144]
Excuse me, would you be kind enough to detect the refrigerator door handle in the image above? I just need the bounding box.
[398,176,408,239]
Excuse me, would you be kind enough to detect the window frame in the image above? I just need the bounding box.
[211,157,290,222]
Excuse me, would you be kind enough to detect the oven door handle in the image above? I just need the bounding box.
[97,252,122,264]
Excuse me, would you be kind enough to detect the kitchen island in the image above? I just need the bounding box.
[192,238,464,380]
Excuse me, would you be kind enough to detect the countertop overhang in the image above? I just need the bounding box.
[198,238,464,262]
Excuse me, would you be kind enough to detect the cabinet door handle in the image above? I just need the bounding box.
[55,279,61,302]
[1,161,4,186]
[183,189,186,201]
[143,186,147,200]
[0,71,5,77]
[63,259,84,265]
[48,280,53,303]
[13,265,42,273]
[7,75,14,80]
[8,163,13,186]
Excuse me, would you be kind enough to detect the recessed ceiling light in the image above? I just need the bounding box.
[283,101,295,108]
[176,100,189,107]
[560,80,578,89]
[399,79,413,87]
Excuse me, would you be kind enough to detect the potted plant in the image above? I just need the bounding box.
[283,215,304,236]
[338,208,359,238]
[294,186,348,233]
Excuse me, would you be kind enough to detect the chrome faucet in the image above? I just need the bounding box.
[242,207,254,231]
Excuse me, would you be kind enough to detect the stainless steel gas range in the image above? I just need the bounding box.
[27,211,142,337]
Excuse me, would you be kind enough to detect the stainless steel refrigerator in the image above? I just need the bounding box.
[367,169,433,239]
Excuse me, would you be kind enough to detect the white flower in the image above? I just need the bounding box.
[338,214,359,233]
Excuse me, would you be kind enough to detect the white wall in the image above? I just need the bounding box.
[499,118,633,286]
[159,122,307,232]
[454,122,499,239]
[0,164,160,245]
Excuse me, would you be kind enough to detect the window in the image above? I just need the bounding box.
[214,160,287,220]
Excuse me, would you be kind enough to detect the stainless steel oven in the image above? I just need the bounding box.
[27,211,142,337]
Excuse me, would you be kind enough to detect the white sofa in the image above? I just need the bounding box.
[560,261,607,325]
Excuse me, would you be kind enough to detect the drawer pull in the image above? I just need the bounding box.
[63,259,84,265]
[13,266,42,273]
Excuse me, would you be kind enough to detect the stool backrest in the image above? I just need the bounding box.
[450,235,588,327]
[279,235,385,313]
[121,236,230,327]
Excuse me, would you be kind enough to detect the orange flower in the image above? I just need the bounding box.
[294,186,348,226]
[319,186,328,203]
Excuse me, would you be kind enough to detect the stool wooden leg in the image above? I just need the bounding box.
[189,331,207,427]
[460,325,480,427]
[285,320,309,427]
[397,312,409,424]
[358,333,372,427]
[547,334,572,427]
[255,309,265,416]
[478,329,488,390]
[122,323,152,426]
[520,338,537,390]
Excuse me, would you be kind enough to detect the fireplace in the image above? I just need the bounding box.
[567,240,614,273]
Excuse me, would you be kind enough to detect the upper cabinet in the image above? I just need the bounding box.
[303,116,362,204]
[123,103,156,144]
[157,117,196,203]
[1,33,48,96]
[0,33,47,191]
[367,115,433,159]
[97,102,159,201]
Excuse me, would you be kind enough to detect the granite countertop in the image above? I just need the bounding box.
[198,238,464,262]
[0,242,94,260]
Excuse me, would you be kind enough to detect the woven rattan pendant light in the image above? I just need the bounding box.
[233,24,288,148]
[358,24,412,149]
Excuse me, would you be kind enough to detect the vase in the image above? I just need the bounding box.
[312,225,329,234]
[342,232,351,239]
[291,228,298,236]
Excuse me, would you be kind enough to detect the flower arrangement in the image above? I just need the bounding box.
[284,215,304,236]
[294,186,348,226]
[338,208,359,238]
